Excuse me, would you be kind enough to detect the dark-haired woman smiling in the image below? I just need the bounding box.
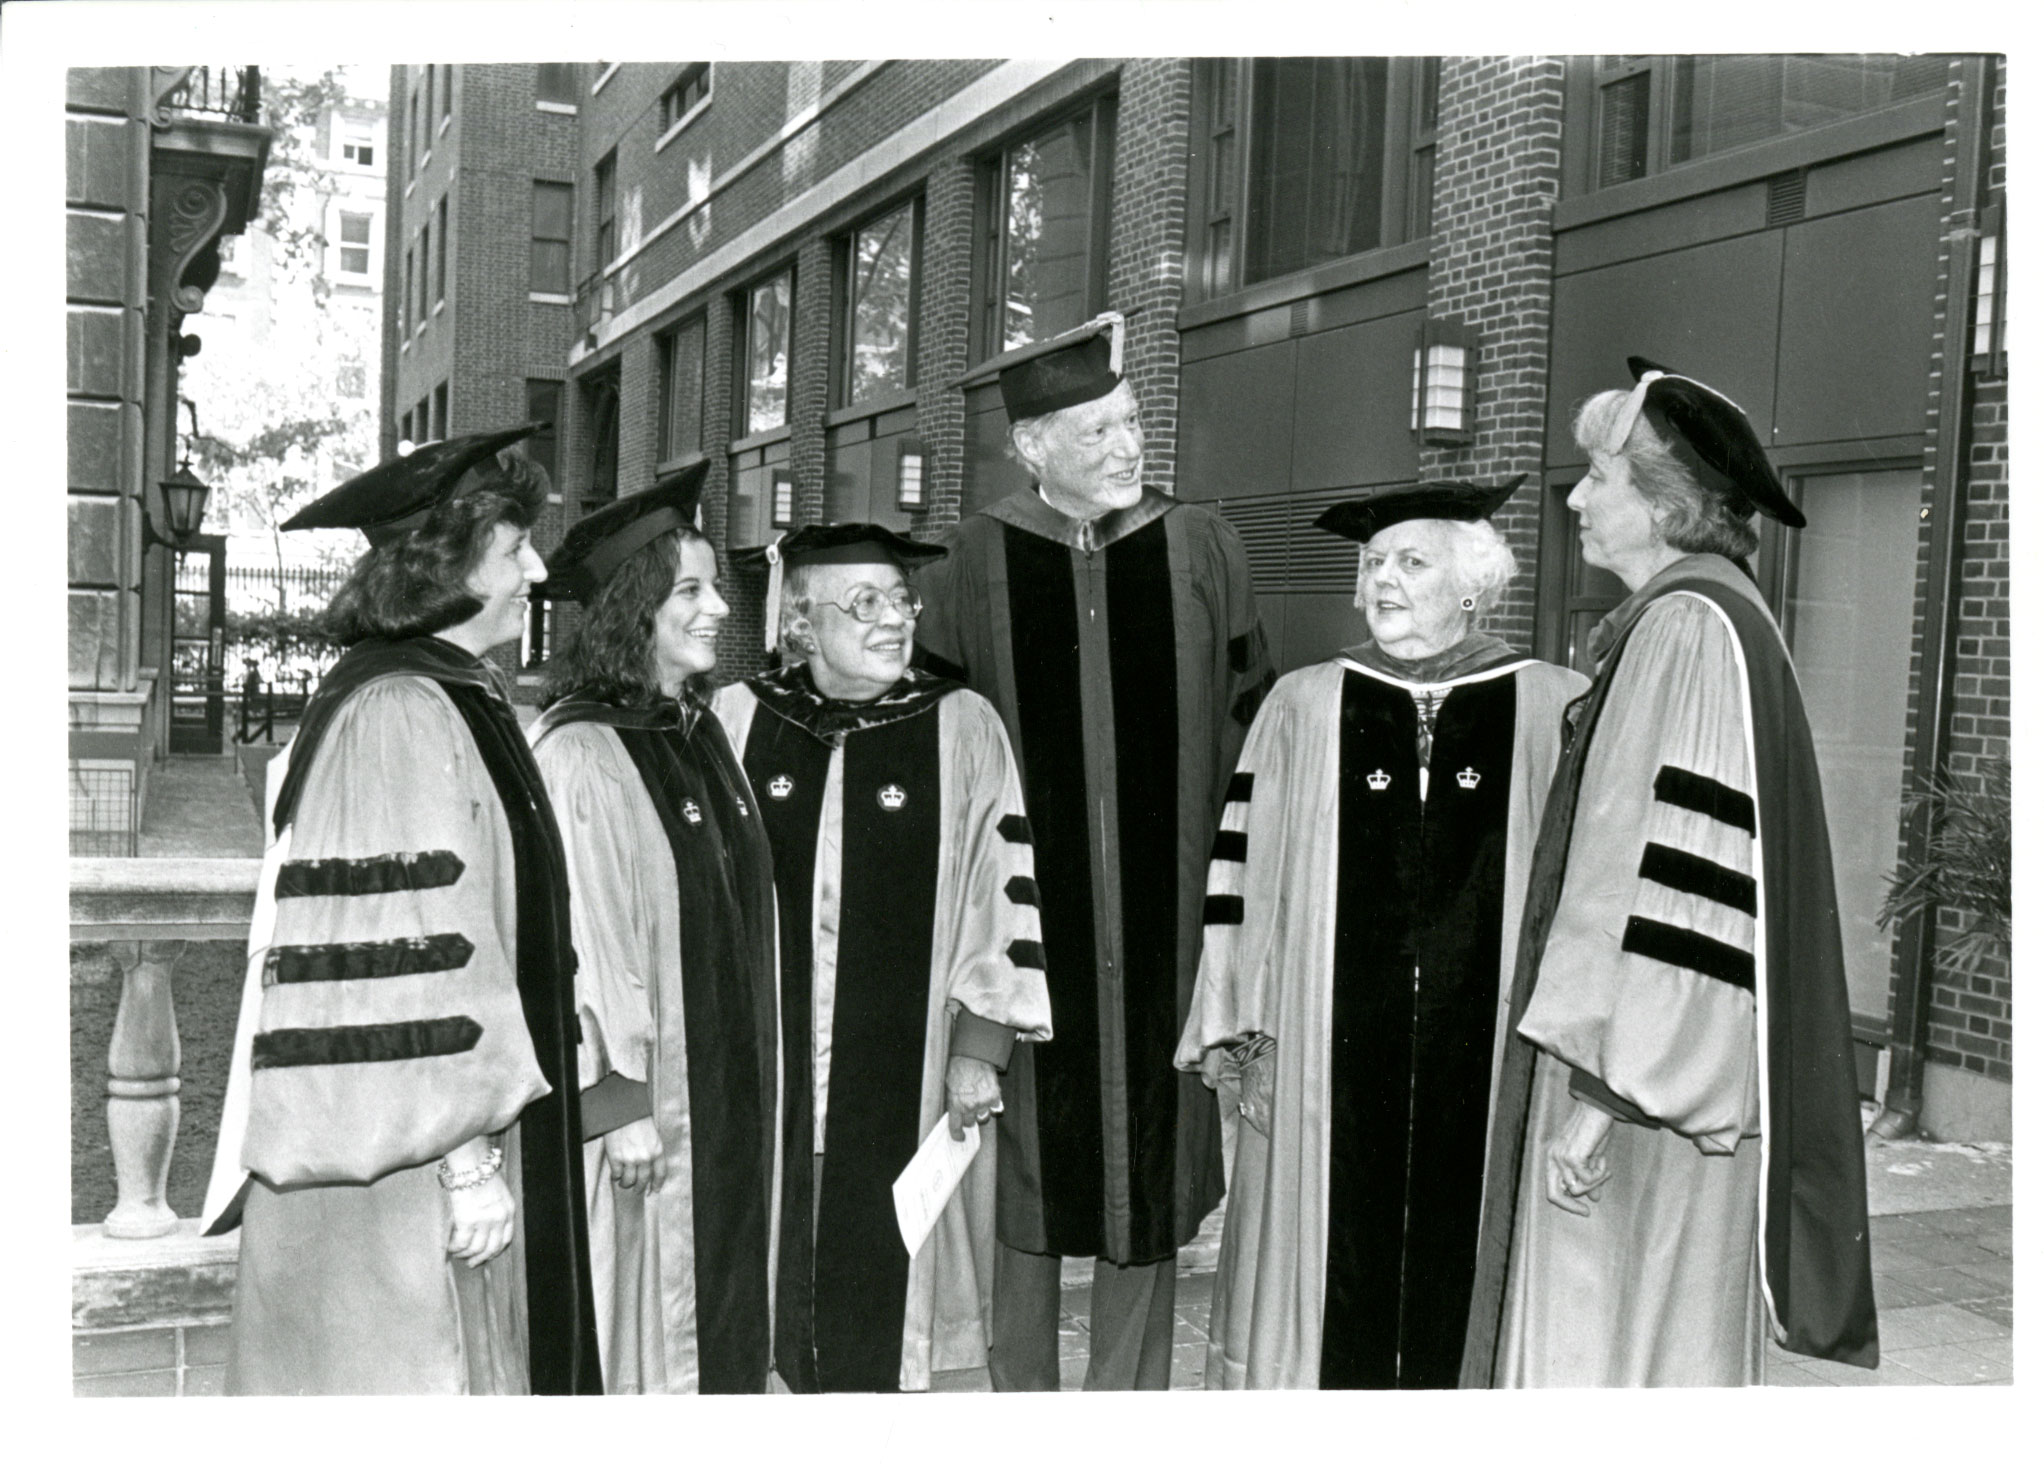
[530,472,780,1394]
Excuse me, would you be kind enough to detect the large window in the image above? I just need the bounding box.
[440,63,453,125]
[659,64,711,133]
[532,180,572,295]
[594,150,618,271]
[336,210,372,277]
[1589,54,1947,189]
[584,372,621,506]
[1197,58,1438,297]
[401,247,413,333]
[536,63,578,108]
[660,316,707,461]
[739,269,793,436]
[980,97,1114,356]
[433,195,447,307]
[417,219,431,323]
[524,380,562,484]
[433,381,450,439]
[841,200,920,406]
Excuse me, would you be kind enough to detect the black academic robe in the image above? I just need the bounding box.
[915,488,1273,1266]
[531,695,780,1394]
[1178,646,1585,1388]
[209,636,600,1395]
[713,666,1052,1391]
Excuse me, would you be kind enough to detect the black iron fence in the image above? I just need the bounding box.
[225,564,347,601]
[157,66,262,126]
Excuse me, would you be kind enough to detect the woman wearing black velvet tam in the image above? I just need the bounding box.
[1462,358,1879,1386]
[1177,477,1586,1388]
[528,466,781,1394]
[202,426,601,1394]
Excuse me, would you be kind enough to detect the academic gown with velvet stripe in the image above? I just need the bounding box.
[529,698,782,1395]
[713,670,1053,1391]
[206,641,598,1396]
[914,488,1273,1266]
[1175,651,1584,1389]
[1468,555,1878,1386]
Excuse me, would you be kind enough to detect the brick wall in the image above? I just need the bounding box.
[1108,60,1194,498]
[911,158,975,534]
[1417,56,1567,655]
[1909,58,2011,1084]
[789,235,834,524]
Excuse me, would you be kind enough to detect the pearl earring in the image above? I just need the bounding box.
[1460,596,1476,611]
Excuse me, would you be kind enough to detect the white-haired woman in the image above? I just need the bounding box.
[1460,359,1877,1387]
[1176,478,1587,1389]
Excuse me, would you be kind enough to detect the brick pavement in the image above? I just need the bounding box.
[931,1201,2015,1391]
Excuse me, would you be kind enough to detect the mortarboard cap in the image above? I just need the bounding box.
[731,521,947,574]
[951,309,1142,422]
[541,461,708,602]
[732,522,947,651]
[281,425,546,544]
[1313,475,1525,544]
[1603,357,1803,529]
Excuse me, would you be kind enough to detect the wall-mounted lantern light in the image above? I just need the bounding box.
[144,398,213,548]
[1971,201,2006,380]
[1410,318,1475,447]
[896,436,927,511]
[770,467,795,529]
[145,463,214,548]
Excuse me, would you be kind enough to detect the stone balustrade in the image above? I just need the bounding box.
[72,857,258,1395]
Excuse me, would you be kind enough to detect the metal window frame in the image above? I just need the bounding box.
[836,194,924,411]
[1186,57,1432,306]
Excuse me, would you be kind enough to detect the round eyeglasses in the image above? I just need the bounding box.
[821,584,923,623]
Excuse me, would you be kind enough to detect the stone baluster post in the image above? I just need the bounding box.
[103,939,184,1238]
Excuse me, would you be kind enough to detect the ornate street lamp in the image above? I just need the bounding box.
[143,462,213,549]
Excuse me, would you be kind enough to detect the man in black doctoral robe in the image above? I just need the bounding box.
[915,315,1273,1390]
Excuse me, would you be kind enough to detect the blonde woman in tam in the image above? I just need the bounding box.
[1465,358,1879,1386]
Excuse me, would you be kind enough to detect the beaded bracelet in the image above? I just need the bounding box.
[436,1143,505,1191]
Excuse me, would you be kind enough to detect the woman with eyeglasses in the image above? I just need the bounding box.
[713,523,1051,1393]
[528,469,781,1393]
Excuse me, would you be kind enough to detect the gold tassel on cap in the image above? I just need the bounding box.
[762,533,787,653]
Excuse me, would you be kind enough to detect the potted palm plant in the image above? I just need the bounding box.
[1878,756,2012,973]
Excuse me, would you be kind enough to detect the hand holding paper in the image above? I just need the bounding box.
[892,1117,981,1256]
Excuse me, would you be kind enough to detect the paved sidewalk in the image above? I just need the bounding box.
[137,755,264,858]
[934,1132,2014,1391]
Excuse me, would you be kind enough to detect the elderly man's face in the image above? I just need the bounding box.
[1017,380,1144,514]
[802,560,916,703]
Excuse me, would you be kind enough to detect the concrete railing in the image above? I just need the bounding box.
[71,858,260,1238]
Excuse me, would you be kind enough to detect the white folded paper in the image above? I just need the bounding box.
[892,1118,982,1256]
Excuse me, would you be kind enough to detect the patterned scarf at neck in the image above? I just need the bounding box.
[744,661,960,741]
[1343,632,1521,768]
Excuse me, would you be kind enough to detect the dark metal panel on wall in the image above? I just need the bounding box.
[1775,194,1942,447]
[1290,312,1424,493]
[963,386,1033,517]
[1546,229,1786,465]
[1175,339,1296,503]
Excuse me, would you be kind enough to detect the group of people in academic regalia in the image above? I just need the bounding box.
[202,310,1878,1395]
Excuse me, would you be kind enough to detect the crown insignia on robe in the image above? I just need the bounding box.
[1366,768,1391,792]
[768,774,794,800]
[681,798,703,825]
[1457,767,1481,790]
[878,783,908,812]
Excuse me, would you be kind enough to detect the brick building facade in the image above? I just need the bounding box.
[66,67,271,851]
[388,56,2008,1138]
